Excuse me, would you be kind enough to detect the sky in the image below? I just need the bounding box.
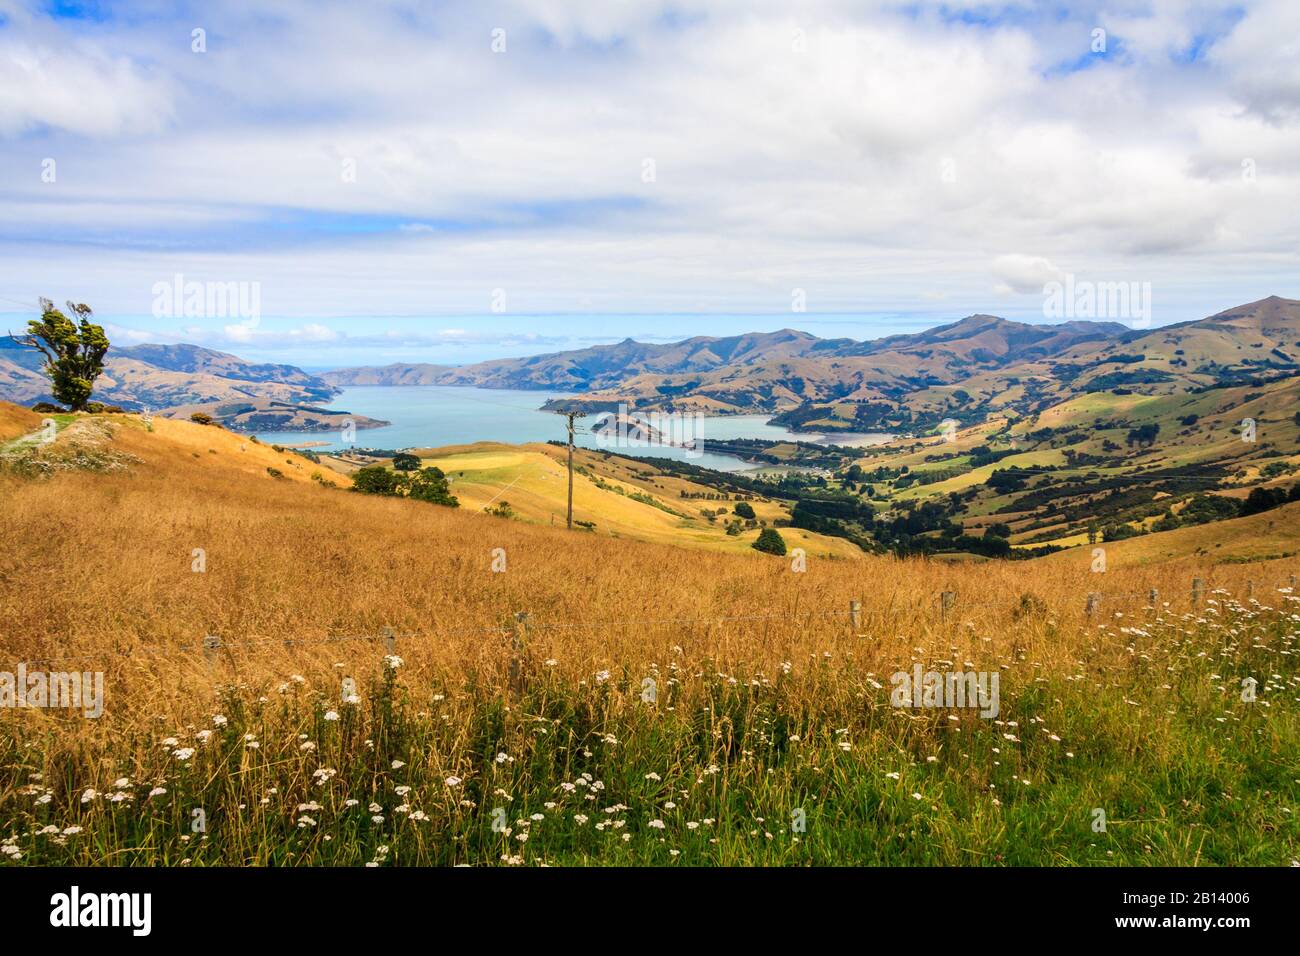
[0,0,1298,367]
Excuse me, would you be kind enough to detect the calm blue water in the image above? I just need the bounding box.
[253,385,890,472]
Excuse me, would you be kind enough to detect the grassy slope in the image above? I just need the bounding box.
[0,411,1296,865]
[0,403,41,443]
[411,442,864,559]
[1037,500,1300,569]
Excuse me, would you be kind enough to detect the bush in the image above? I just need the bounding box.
[190,413,215,426]
[733,501,756,519]
[29,402,65,413]
[407,467,459,508]
[266,467,285,479]
[392,453,421,472]
[752,528,787,555]
[351,465,405,496]
[1240,486,1290,517]
[485,500,514,519]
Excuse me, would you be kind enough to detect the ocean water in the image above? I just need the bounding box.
[253,385,890,472]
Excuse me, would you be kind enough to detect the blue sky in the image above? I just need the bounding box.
[1,0,1297,366]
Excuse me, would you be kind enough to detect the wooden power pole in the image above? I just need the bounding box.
[559,410,586,530]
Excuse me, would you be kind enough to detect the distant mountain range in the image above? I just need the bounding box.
[2,296,1297,433]
[319,296,1300,432]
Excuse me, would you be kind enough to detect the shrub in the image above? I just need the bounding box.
[351,466,405,496]
[190,413,215,426]
[752,528,787,555]
[392,453,421,472]
[733,501,756,519]
[407,467,459,508]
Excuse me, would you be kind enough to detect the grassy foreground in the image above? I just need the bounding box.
[0,413,1297,865]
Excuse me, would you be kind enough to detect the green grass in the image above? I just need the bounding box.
[1,603,1296,866]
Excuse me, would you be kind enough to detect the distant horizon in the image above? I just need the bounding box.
[6,294,1294,369]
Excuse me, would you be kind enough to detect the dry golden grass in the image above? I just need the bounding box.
[0,403,41,443]
[0,409,1293,727]
[1,409,1297,866]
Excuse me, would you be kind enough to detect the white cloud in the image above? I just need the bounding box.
[991,255,1065,295]
[0,0,1296,341]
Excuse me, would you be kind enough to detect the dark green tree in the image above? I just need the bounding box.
[752,527,787,555]
[351,465,406,496]
[733,501,756,519]
[21,298,109,411]
[407,467,459,508]
[392,453,421,471]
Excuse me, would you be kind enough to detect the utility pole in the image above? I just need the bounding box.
[557,409,586,530]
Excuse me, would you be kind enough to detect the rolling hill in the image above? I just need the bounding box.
[0,338,339,413]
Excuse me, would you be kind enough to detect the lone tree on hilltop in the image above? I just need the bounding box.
[18,299,109,412]
[752,527,787,555]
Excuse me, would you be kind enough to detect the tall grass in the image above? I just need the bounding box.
[0,416,1296,865]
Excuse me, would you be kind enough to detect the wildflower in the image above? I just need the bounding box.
[80,789,97,803]
[648,819,666,829]
[445,776,462,787]
[324,711,340,722]
[148,787,167,798]
[173,747,195,761]
[212,714,228,727]
[391,760,406,769]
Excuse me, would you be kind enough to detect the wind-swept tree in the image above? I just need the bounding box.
[20,299,109,411]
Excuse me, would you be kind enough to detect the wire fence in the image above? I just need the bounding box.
[2,574,1295,673]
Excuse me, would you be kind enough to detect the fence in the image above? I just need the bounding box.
[3,573,1295,674]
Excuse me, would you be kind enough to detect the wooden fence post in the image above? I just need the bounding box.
[940,591,955,621]
[1191,577,1204,607]
[203,634,221,664]
[1246,580,1255,601]
[1147,587,1159,606]
[1085,593,1101,618]
[382,626,395,656]
[849,600,861,632]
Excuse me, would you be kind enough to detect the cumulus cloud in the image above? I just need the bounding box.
[991,255,1066,295]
